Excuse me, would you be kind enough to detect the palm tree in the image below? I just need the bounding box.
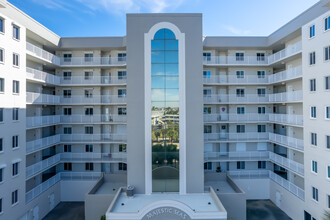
[323,210,330,220]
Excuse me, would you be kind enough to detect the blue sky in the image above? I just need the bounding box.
[8,0,319,37]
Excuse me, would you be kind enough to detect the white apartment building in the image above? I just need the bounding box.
[0,0,329,220]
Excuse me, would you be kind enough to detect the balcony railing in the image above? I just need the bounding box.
[26,67,60,85]
[268,91,302,103]
[60,133,127,142]
[204,151,269,161]
[204,113,268,123]
[60,76,127,85]
[203,55,268,66]
[26,135,61,154]
[60,153,127,162]
[61,114,127,123]
[59,95,126,105]
[268,114,303,126]
[60,172,102,181]
[26,92,60,105]
[26,42,60,65]
[60,57,126,66]
[26,154,61,179]
[268,41,302,64]
[203,75,269,85]
[268,133,304,151]
[26,115,61,128]
[268,66,302,84]
[204,132,269,141]
[268,152,304,176]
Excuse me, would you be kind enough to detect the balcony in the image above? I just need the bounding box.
[26,154,61,179]
[204,151,269,162]
[268,91,302,103]
[60,153,127,162]
[26,42,60,65]
[268,66,302,84]
[59,95,126,105]
[26,67,60,85]
[203,55,268,66]
[268,152,304,176]
[203,75,268,85]
[26,92,60,105]
[60,57,126,67]
[26,115,61,128]
[60,133,127,143]
[268,41,302,65]
[204,132,269,142]
[61,114,127,124]
[268,114,303,126]
[268,133,304,151]
[203,94,269,104]
[26,135,61,154]
[60,76,127,86]
[204,113,268,123]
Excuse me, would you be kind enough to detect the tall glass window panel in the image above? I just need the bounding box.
[151,28,179,192]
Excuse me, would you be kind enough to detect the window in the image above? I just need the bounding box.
[119,144,126,152]
[118,107,127,115]
[258,125,266,133]
[0,167,3,182]
[0,108,3,122]
[85,144,93,152]
[0,138,3,151]
[64,145,71,152]
[12,108,18,121]
[118,163,127,171]
[258,106,266,114]
[0,17,3,33]
[311,160,318,173]
[0,48,3,63]
[63,107,72,115]
[118,71,127,80]
[236,52,244,61]
[85,126,93,134]
[85,163,94,171]
[236,125,245,133]
[203,71,211,79]
[325,46,330,61]
[257,88,266,97]
[325,16,330,31]
[13,53,19,67]
[12,25,20,40]
[84,71,93,80]
[63,89,71,98]
[204,162,212,170]
[237,107,245,114]
[309,52,316,65]
[311,133,317,146]
[118,89,126,97]
[64,163,72,171]
[237,161,245,169]
[63,53,72,62]
[328,195,330,209]
[236,71,244,79]
[11,190,18,205]
[310,106,316,118]
[118,53,126,62]
[257,70,265,78]
[203,52,211,61]
[326,136,330,149]
[203,89,211,96]
[310,79,316,91]
[236,88,245,97]
[312,187,318,201]
[63,71,71,80]
[0,78,4,92]
[84,89,93,98]
[84,53,93,62]
[0,198,2,214]
[204,125,212,133]
[328,166,330,178]
[12,162,19,176]
[326,107,330,119]
[204,107,211,114]
[326,76,330,90]
[85,107,93,116]
[63,127,72,134]
[258,161,266,169]
[309,25,315,38]
[12,80,19,94]
[12,135,18,148]
[256,53,265,61]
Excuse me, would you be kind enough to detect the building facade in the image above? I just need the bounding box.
[0,0,329,219]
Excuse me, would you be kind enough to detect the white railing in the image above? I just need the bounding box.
[204,151,269,161]
[26,135,61,154]
[60,76,126,85]
[26,67,60,85]
[203,113,268,123]
[59,95,126,104]
[268,114,303,126]
[26,92,60,105]
[203,55,268,65]
[204,132,269,141]
[60,172,102,180]
[203,75,268,84]
[268,133,304,151]
[268,41,302,64]
[26,115,61,128]
[268,91,302,103]
[268,152,304,176]
[60,133,127,142]
[26,154,61,179]
[60,57,126,66]
[26,42,60,65]
[203,94,269,104]
[227,170,270,179]
[60,153,127,162]
[60,114,126,123]
[268,66,302,83]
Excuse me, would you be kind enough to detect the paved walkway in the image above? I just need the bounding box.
[43,202,85,220]
[247,200,291,220]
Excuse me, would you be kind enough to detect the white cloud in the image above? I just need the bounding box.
[222,25,252,36]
